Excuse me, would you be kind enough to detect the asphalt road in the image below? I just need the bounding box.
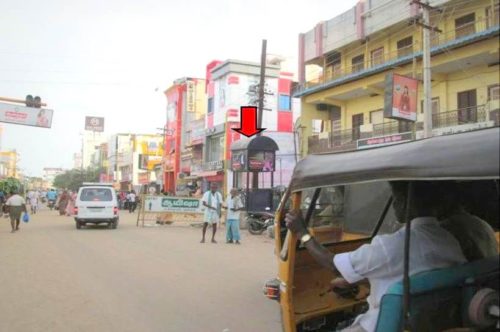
[0,207,281,332]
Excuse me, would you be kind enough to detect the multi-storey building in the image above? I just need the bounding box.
[296,0,499,155]
[163,77,206,194]
[198,59,297,195]
[107,133,163,190]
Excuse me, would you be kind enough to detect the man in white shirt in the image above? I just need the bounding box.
[201,183,223,243]
[223,188,244,244]
[127,190,137,213]
[285,181,467,332]
[6,190,27,233]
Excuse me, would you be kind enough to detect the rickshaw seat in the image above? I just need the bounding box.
[375,255,499,332]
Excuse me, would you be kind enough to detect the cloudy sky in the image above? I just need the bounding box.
[0,0,356,176]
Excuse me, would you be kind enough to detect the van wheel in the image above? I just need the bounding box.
[76,221,82,229]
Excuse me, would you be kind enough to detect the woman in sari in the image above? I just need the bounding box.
[58,190,70,216]
[65,191,77,216]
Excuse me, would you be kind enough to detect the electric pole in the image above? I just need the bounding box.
[257,39,267,132]
[413,1,441,138]
[422,3,432,138]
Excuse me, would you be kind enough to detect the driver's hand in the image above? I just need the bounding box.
[285,211,307,237]
[330,277,350,289]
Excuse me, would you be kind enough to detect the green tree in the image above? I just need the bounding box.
[0,177,22,193]
[53,167,103,191]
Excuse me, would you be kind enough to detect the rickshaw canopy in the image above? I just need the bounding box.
[290,127,500,192]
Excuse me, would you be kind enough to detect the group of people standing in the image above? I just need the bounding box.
[200,183,244,244]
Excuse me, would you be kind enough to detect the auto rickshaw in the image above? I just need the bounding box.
[264,127,499,332]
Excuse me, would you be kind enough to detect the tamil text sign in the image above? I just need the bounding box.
[0,102,53,128]
[144,196,201,213]
[357,132,413,149]
[85,116,105,132]
[384,73,418,122]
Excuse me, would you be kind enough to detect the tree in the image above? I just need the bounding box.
[53,167,103,191]
[0,177,22,193]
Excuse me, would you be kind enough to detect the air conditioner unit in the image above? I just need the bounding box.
[316,103,330,111]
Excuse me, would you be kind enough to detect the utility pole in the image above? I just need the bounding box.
[257,39,267,132]
[413,1,441,138]
[422,3,432,138]
[252,39,267,189]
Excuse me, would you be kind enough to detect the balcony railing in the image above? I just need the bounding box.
[308,105,495,154]
[300,15,497,92]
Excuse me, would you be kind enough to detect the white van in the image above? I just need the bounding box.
[74,184,119,229]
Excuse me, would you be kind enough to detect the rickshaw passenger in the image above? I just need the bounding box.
[440,210,498,261]
[285,181,467,332]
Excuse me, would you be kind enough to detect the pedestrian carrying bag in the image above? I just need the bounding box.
[22,212,30,223]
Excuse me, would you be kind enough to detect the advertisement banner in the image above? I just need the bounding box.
[231,150,247,171]
[0,102,53,128]
[143,196,202,213]
[384,73,418,122]
[85,116,105,132]
[357,132,413,149]
[248,151,275,172]
[139,155,162,170]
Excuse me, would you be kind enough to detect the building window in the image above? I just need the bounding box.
[312,119,324,134]
[279,94,291,111]
[206,134,223,162]
[397,36,413,58]
[351,54,364,73]
[352,113,364,140]
[488,84,500,101]
[455,13,476,38]
[371,47,384,66]
[457,89,477,123]
[370,109,383,124]
[325,52,341,79]
[486,2,500,28]
[420,98,440,114]
[207,97,214,114]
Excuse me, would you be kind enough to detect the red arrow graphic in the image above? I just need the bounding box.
[232,106,266,137]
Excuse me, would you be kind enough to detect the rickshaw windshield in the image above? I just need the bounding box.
[300,181,399,245]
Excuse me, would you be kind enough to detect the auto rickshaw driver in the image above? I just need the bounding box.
[285,181,468,332]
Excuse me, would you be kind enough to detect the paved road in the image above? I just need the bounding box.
[0,208,281,332]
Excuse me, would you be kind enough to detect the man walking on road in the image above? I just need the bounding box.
[223,188,244,244]
[201,183,222,243]
[127,190,137,213]
[5,190,27,233]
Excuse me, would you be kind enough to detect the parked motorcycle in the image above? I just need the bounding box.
[247,209,275,235]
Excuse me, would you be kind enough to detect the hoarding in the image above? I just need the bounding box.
[85,116,105,132]
[357,132,413,149]
[143,196,201,213]
[231,150,246,171]
[384,73,418,121]
[0,102,53,128]
[248,151,275,172]
[138,155,162,170]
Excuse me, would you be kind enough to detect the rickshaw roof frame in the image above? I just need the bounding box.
[230,135,279,152]
[290,127,500,192]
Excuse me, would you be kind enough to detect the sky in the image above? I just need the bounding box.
[0,0,357,177]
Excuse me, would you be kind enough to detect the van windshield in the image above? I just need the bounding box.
[80,188,113,202]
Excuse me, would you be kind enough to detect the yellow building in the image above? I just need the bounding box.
[296,0,499,155]
[0,150,18,178]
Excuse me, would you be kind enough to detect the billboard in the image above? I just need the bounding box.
[0,102,53,128]
[248,151,275,172]
[138,154,162,170]
[384,73,418,122]
[231,151,246,171]
[85,116,105,132]
[143,196,201,213]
